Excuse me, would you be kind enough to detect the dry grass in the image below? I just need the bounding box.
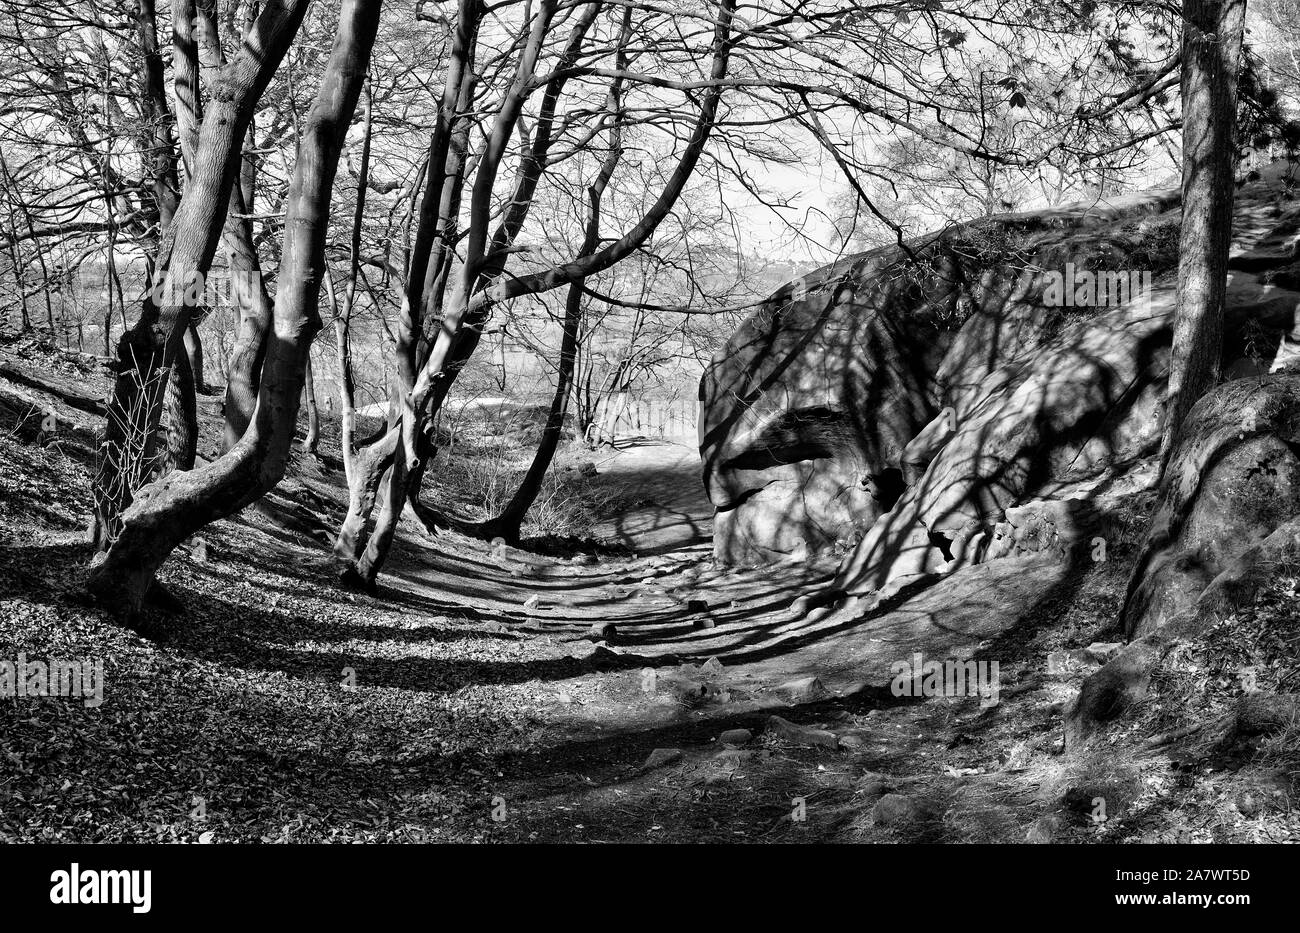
[433,408,622,540]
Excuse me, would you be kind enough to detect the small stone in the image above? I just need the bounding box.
[837,729,871,749]
[192,538,209,562]
[579,461,598,477]
[871,793,918,826]
[820,771,855,790]
[778,675,828,703]
[701,656,724,673]
[641,747,683,771]
[765,715,839,749]
[588,621,617,642]
[693,616,717,630]
[719,728,753,747]
[523,594,541,613]
[687,598,709,614]
[1083,642,1123,664]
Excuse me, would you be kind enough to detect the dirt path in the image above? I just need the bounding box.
[585,437,713,553]
[0,349,1155,843]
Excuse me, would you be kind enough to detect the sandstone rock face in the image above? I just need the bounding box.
[1122,375,1300,639]
[702,166,1300,594]
[701,189,1181,566]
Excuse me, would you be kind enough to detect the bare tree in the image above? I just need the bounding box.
[86,0,383,611]
[1161,0,1247,467]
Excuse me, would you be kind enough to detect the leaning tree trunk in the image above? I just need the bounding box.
[177,0,276,451]
[1160,0,1246,469]
[472,39,629,543]
[352,0,734,586]
[336,0,484,584]
[221,185,275,449]
[303,352,320,454]
[91,0,312,548]
[184,321,207,394]
[352,0,561,586]
[87,0,383,612]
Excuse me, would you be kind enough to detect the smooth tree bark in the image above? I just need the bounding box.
[220,183,277,448]
[1160,0,1247,469]
[343,0,737,587]
[332,0,484,577]
[176,0,278,450]
[327,80,373,482]
[87,0,384,611]
[184,323,207,394]
[465,11,632,542]
[348,0,590,573]
[92,0,314,548]
[303,352,321,454]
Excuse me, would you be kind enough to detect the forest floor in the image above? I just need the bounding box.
[2,330,1299,843]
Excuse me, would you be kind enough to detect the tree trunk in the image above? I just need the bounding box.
[334,0,483,582]
[303,352,320,454]
[333,425,398,566]
[184,322,207,394]
[329,80,372,483]
[354,0,735,586]
[159,348,198,475]
[352,0,560,584]
[1160,0,1246,469]
[91,0,312,547]
[86,0,383,612]
[220,185,275,449]
[477,29,630,541]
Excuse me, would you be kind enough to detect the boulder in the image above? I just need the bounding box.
[701,171,1300,604]
[701,190,1182,567]
[1122,375,1300,639]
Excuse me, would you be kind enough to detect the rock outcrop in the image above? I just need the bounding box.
[701,164,1300,604]
[1121,373,1300,639]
